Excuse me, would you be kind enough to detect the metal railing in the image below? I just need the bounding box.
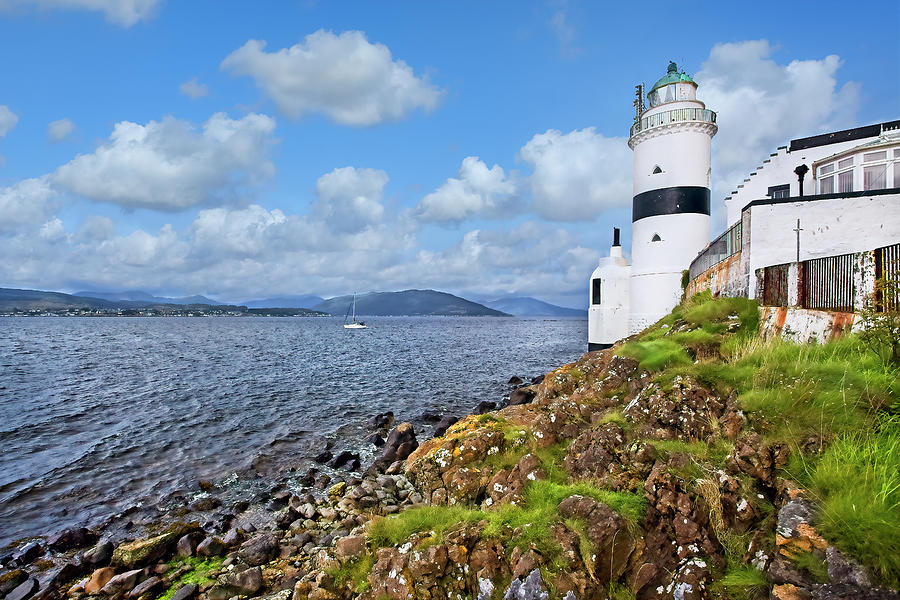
[630,107,717,138]
[800,253,855,312]
[689,221,742,280]
[875,242,900,312]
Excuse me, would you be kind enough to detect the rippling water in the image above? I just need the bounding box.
[0,316,586,546]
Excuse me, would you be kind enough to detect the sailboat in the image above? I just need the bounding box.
[343,294,367,329]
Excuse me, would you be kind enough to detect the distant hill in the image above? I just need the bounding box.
[0,288,118,311]
[241,294,325,309]
[313,290,509,317]
[75,290,223,305]
[483,296,586,317]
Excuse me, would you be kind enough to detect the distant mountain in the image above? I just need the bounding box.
[313,290,509,317]
[241,294,325,309]
[0,288,118,311]
[74,290,223,305]
[483,296,586,317]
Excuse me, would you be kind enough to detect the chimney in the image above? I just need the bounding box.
[613,227,621,247]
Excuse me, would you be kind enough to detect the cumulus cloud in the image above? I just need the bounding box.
[52,112,277,210]
[221,30,442,126]
[311,166,388,233]
[0,0,161,26]
[696,40,860,198]
[179,77,209,99]
[0,177,58,233]
[519,127,631,221]
[0,105,18,138]
[416,157,517,223]
[47,117,75,142]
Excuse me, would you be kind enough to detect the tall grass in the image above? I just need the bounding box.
[798,416,900,586]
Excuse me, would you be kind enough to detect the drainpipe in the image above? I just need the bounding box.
[794,164,809,197]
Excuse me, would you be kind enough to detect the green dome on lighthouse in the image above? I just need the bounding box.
[649,61,695,93]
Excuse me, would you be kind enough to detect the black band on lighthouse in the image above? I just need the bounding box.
[632,186,710,222]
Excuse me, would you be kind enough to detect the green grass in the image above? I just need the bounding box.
[367,505,485,548]
[619,339,692,371]
[790,551,828,584]
[326,554,376,594]
[156,556,224,600]
[796,416,900,586]
[712,566,768,600]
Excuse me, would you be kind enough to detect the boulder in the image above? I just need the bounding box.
[530,375,545,385]
[13,542,43,566]
[365,433,385,447]
[111,532,179,569]
[100,569,142,597]
[370,423,418,472]
[48,527,99,552]
[6,577,38,600]
[474,401,496,414]
[313,450,333,464]
[83,541,114,567]
[175,533,201,557]
[84,567,116,594]
[209,567,262,600]
[328,451,360,470]
[238,533,280,566]
[128,576,162,598]
[0,569,28,595]
[368,411,395,431]
[508,376,523,385]
[169,584,197,600]
[432,415,459,438]
[507,388,536,406]
[558,495,635,583]
[334,535,366,562]
[196,536,225,557]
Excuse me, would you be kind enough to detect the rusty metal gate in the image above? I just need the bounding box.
[762,263,789,306]
[875,242,900,312]
[800,253,855,312]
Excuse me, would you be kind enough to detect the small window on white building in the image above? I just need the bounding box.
[819,164,835,176]
[592,279,602,305]
[838,157,854,169]
[864,165,887,190]
[652,165,663,174]
[838,170,853,192]
[651,233,662,242]
[863,151,887,162]
[819,176,834,194]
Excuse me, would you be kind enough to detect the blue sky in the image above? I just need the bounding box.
[0,0,896,307]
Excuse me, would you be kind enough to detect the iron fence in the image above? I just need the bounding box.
[689,221,742,280]
[875,242,900,312]
[800,253,855,312]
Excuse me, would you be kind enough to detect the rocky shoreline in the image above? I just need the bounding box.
[2,296,898,600]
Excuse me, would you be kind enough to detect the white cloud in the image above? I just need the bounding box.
[0,105,18,138]
[0,0,161,26]
[47,117,75,142]
[519,127,631,221]
[52,112,277,210]
[416,157,517,224]
[179,77,209,99]
[696,40,860,198]
[312,166,388,233]
[221,30,442,126]
[0,177,58,233]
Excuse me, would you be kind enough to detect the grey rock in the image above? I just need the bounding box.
[0,569,28,595]
[196,536,225,558]
[238,533,279,566]
[474,401,496,415]
[128,576,162,598]
[100,569,142,597]
[504,569,548,600]
[507,388,536,406]
[777,499,815,538]
[175,533,200,558]
[6,577,39,600]
[169,583,197,600]
[83,541,114,567]
[13,542,43,566]
[48,527,99,552]
[433,415,459,438]
[826,546,871,588]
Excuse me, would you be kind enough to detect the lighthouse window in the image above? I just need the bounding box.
[652,165,663,174]
[651,233,662,242]
[592,279,602,305]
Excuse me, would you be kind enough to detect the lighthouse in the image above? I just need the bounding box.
[626,61,717,333]
[587,62,717,350]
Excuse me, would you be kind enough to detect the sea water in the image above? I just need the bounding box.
[0,316,586,545]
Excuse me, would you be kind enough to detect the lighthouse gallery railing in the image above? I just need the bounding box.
[630,107,717,138]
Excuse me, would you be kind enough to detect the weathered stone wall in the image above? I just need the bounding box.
[758,306,857,345]
[686,251,746,298]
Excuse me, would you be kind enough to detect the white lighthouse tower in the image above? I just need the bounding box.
[626,62,717,333]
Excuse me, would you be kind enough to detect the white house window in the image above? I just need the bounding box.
[895,149,900,188]
[864,151,887,162]
[838,170,853,192]
[864,165,887,190]
[819,175,834,194]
